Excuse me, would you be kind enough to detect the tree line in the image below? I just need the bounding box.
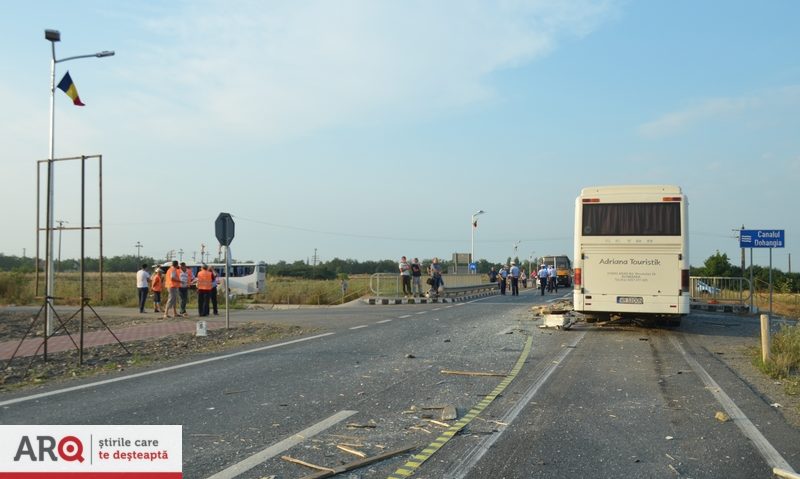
[2,252,796,292]
[691,251,798,293]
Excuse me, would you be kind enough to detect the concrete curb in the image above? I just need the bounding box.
[691,303,750,314]
[364,288,499,305]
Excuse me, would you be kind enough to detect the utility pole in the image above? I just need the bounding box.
[178,249,184,262]
[739,225,745,274]
[56,219,68,273]
[312,248,319,266]
[135,241,143,261]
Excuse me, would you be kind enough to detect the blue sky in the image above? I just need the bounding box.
[1,0,797,270]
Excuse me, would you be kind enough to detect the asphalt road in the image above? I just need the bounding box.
[1,289,798,478]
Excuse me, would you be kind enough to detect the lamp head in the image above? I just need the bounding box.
[96,50,115,58]
[45,29,61,42]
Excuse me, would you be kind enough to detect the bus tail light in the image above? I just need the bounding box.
[574,268,582,288]
[681,269,689,293]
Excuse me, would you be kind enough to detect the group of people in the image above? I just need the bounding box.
[537,264,559,295]
[488,263,559,296]
[488,263,526,296]
[398,256,443,298]
[136,261,220,319]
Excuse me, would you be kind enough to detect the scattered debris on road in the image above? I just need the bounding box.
[440,369,507,377]
[715,411,731,422]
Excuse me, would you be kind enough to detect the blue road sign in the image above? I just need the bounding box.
[740,229,785,248]
[469,262,477,271]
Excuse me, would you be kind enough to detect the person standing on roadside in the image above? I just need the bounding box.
[538,264,549,295]
[509,261,520,296]
[136,263,150,314]
[178,262,190,317]
[399,256,412,296]
[488,266,498,284]
[521,268,528,289]
[498,265,508,295]
[548,264,558,293]
[410,258,423,297]
[196,264,213,317]
[428,257,443,297]
[210,266,219,315]
[151,268,163,313]
[164,260,180,319]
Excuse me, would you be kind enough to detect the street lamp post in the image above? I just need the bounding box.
[45,29,114,335]
[56,219,68,272]
[470,210,485,273]
[135,241,143,261]
[513,240,520,263]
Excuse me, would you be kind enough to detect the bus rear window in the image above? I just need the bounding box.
[582,203,680,236]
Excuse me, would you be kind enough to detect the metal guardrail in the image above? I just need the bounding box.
[690,276,751,304]
[369,273,487,297]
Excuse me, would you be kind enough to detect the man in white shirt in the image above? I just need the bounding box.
[538,265,549,296]
[509,262,521,296]
[136,263,151,313]
[548,265,557,293]
[399,256,412,296]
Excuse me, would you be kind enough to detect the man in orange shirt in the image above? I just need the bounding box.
[164,260,180,319]
[151,268,163,313]
[196,264,213,317]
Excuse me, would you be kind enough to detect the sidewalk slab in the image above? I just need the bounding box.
[0,319,227,361]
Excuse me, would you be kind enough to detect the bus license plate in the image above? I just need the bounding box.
[617,296,644,305]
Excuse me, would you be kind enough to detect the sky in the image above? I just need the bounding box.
[1,0,798,271]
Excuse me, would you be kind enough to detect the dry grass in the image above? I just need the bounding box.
[755,323,800,397]
[754,292,800,319]
[0,272,371,307]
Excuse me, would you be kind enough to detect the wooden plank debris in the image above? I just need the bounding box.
[336,444,367,458]
[440,369,507,377]
[426,419,450,428]
[298,444,418,479]
[346,423,377,429]
[280,455,336,474]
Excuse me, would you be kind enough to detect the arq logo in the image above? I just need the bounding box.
[13,435,84,463]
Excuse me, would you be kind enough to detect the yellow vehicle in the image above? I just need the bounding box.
[539,255,572,287]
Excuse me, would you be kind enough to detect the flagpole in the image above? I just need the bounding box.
[43,29,114,336]
[45,35,57,337]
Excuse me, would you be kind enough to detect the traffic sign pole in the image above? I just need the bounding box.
[225,245,231,329]
[214,213,235,329]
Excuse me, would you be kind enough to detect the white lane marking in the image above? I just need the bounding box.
[206,410,357,479]
[445,305,454,309]
[376,319,393,324]
[669,336,796,474]
[0,333,336,408]
[349,325,369,330]
[416,311,427,315]
[398,314,412,319]
[445,332,586,479]
[432,308,442,311]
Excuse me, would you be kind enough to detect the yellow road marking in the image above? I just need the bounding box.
[387,334,533,479]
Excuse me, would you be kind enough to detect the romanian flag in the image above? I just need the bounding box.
[56,71,85,106]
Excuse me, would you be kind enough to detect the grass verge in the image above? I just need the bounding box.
[752,324,800,399]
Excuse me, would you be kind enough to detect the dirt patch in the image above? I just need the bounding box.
[0,306,194,339]
[705,339,800,428]
[1,322,316,393]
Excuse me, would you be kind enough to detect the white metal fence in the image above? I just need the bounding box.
[369,273,487,296]
[690,276,751,305]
